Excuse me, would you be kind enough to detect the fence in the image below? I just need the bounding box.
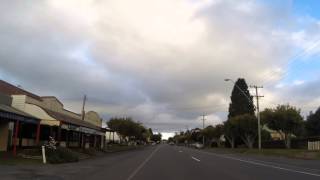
[308,141,320,150]
[261,136,320,150]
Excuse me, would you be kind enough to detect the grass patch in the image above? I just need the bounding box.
[206,148,320,160]
[0,152,42,165]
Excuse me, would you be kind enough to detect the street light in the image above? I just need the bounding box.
[224,78,262,150]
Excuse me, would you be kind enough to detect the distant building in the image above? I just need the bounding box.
[0,80,106,154]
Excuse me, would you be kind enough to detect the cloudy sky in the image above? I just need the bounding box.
[1,0,320,137]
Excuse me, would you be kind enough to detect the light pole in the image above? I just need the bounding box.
[201,114,206,146]
[224,79,262,150]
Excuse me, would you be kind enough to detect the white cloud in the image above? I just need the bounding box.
[293,80,305,86]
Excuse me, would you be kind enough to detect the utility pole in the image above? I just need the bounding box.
[201,114,206,146]
[250,85,264,150]
[81,95,87,120]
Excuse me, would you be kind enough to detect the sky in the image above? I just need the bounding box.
[1,0,320,138]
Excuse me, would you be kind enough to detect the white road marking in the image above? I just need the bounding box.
[126,146,161,180]
[199,151,320,177]
[191,156,201,162]
[244,158,320,172]
[179,150,183,153]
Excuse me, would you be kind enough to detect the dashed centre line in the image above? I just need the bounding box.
[191,156,201,162]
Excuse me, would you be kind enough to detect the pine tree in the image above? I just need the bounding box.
[228,78,255,118]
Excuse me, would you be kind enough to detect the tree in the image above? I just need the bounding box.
[202,125,215,145]
[224,120,237,148]
[151,133,162,142]
[213,124,224,147]
[261,105,304,149]
[228,78,255,118]
[203,124,224,147]
[230,114,257,149]
[107,117,148,142]
[305,107,320,136]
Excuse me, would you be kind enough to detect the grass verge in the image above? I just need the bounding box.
[205,148,320,160]
[0,152,42,165]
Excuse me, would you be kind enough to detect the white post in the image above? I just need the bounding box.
[42,146,46,164]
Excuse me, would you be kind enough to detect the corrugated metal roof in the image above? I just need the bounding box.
[43,108,101,131]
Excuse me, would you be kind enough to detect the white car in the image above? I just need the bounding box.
[192,143,204,149]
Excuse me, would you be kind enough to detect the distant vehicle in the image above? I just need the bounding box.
[191,143,204,149]
[168,142,174,145]
[151,142,157,146]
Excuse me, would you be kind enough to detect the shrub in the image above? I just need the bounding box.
[46,147,79,164]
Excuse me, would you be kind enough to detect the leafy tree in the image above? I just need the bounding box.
[261,129,272,141]
[228,78,255,118]
[261,105,304,149]
[213,124,224,147]
[148,128,154,136]
[202,125,215,145]
[230,114,257,149]
[168,137,174,143]
[203,124,224,147]
[107,117,148,142]
[151,133,162,142]
[224,120,237,148]
[305,108,320,136]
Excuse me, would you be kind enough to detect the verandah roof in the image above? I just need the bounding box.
[0,104,39,124]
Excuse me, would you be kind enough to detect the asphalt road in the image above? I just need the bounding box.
[1,144,320,180]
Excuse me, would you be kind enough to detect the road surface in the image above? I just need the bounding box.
[1,144,320,180]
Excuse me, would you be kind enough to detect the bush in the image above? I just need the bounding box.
[46,147,79,164]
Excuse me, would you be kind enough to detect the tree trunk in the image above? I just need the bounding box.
[226,136,235,148]
[284,133,291,149]
[217,139,221,148]
[241,135,255,149]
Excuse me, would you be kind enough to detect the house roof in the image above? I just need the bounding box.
[0,80,42,101]
[43,108,101,131]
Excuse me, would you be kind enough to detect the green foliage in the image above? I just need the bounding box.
[305,107,320,136]
[261,104,304,148]
[224,120,237,148]
[46,147,79,164]
[202,124,224,147]
[202,125,215,140]
[230,114,257,148]
[228,78,255,118]
[107,117,148,142]
[168,137,174,142]
[261,129,272,141]
[151,133,162,142]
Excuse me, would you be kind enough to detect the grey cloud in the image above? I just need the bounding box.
[0,0,319,132]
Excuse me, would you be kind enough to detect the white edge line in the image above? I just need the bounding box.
[200,151,320,177]
[126,146,161,180]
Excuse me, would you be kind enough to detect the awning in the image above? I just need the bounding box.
[0,104,39,124]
